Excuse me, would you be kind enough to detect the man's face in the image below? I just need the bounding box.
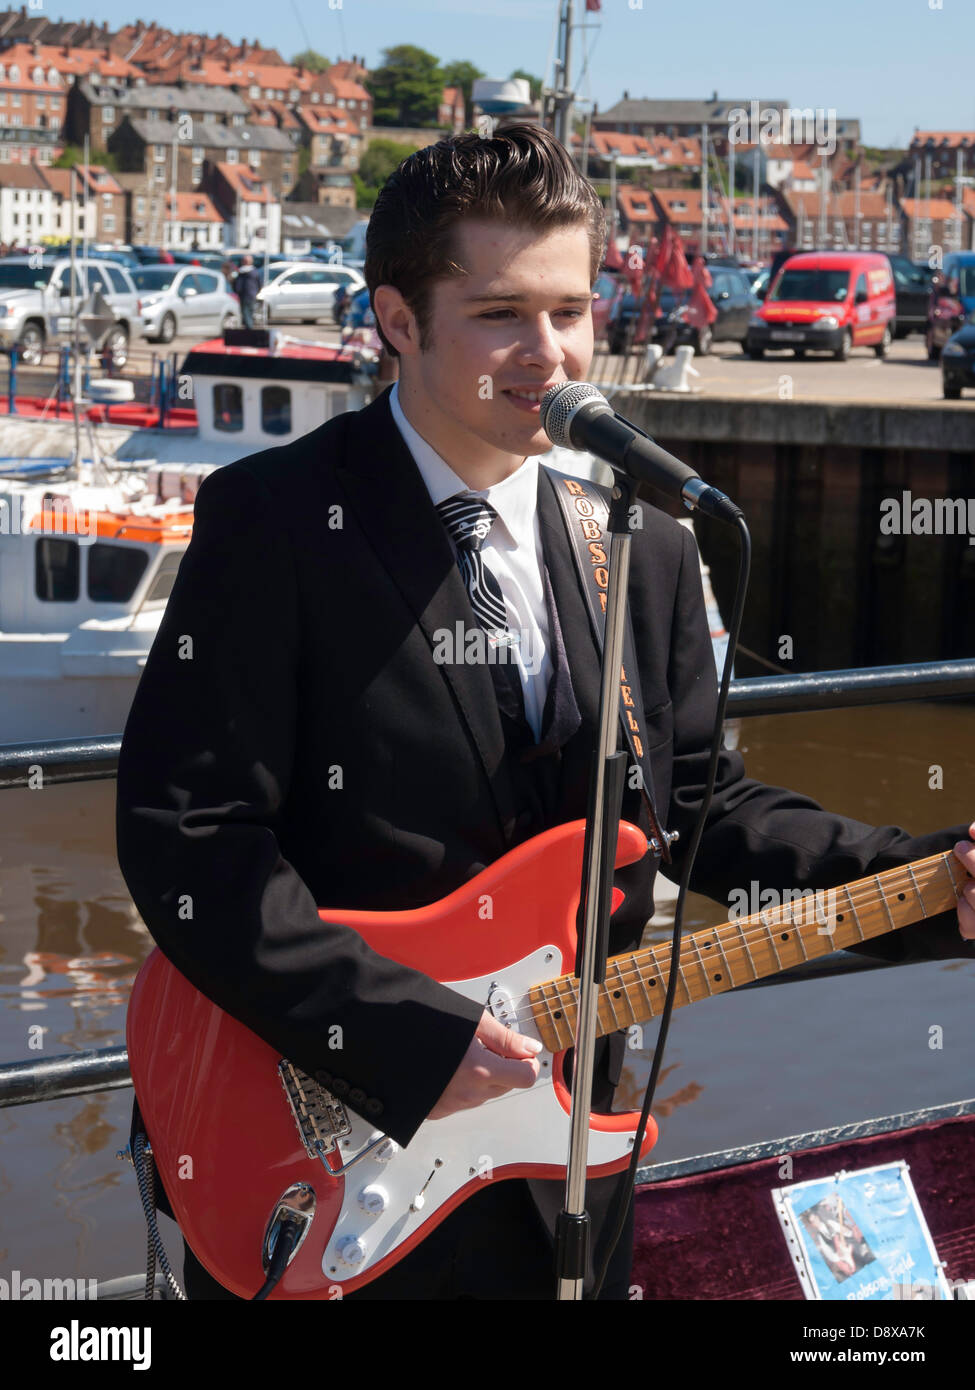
[378,218,595,481]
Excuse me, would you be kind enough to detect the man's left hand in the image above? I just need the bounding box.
[953,822,975,939]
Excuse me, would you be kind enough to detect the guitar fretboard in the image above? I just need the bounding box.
[528,851,968,1052]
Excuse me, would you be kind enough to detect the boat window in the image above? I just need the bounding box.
[88,542,150,602]
[213,382,244,432]
[261,385,291,436]
[35,537,79,601]
[142,549,185,604]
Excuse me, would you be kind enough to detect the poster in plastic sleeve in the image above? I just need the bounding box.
[772,1161,951,1300]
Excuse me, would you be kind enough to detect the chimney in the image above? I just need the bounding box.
[623,90,629,101]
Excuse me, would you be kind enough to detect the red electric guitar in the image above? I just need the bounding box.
[126,819,967,1298]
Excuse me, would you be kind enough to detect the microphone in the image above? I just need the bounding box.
[540,382,743,524]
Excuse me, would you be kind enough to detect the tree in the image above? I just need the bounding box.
[509,68,543,102]
[53,144,119,172]
[292,49,330,73]
[440,60,484,121]
[366,45,444,128]
[358,137,418,188]
[354,138,422,211]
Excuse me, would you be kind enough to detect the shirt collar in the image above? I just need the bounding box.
[389,379,539,551]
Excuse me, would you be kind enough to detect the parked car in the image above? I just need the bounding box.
[886,255,936,338]
[257,262,366,325]
[168,249,229,273]
[744,251,895,360]
[608,264,757,355]
[132,265,240,342]
[940,309,975,399]
[748,266,772,300]
[0,255,139,366]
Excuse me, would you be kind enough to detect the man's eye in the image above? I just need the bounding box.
[479,309,586,320]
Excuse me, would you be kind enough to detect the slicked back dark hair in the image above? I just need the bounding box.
[364,123,606,357]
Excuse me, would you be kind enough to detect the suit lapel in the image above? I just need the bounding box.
[336,388,518,847]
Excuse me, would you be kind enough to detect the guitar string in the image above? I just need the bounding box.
[492,855,963,1039]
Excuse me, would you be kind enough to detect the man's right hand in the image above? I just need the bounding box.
[428,1010,541,1120]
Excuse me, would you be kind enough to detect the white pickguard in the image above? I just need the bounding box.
[319,946,636,1282]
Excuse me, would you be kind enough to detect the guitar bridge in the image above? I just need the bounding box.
[278,1060,352,1158]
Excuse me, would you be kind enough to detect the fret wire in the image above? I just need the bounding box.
[874,874,897,931]
[939,852,962,897]
[612,957,635,1026]
[905,863,927,916]
[844,885,865,939]
[761,909,785,970]
[602,971,623,1030]
[690,934,715,996]
[543,978,569,1049]
[633,953,658,1020]
[789,905,810,961]
[711,923,736,987]
[732,917,760,979]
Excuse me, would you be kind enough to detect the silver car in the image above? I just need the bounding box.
[133,265,241,343]
[0,256,139,366]
[257,262,365,325]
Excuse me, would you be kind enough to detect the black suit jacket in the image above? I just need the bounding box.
[116,385,971,1162]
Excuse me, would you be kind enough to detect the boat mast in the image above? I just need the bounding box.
[551,0,575,147]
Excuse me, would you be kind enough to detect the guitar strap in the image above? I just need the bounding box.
[543,463,674,864]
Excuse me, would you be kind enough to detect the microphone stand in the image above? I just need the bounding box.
[555,465,643,1300]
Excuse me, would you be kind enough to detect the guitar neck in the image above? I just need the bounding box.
[529,851,967,1052]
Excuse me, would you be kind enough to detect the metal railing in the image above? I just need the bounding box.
[1,656,973,1111]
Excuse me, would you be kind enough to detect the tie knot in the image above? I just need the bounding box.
[436,495,498,552]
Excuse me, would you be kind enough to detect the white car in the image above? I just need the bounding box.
[257,262,366,325]
[133,265,241,343]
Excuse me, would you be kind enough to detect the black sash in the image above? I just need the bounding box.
[543,464,675,864]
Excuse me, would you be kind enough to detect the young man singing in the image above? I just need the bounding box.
[116,124,975,1301]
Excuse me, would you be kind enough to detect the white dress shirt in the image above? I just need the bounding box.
[388,380,553,739]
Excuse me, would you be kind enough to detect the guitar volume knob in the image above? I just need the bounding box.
[338,1236,367,1267]
[358,1184,389,1215]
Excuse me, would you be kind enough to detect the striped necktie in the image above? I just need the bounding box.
[435,494,527,724]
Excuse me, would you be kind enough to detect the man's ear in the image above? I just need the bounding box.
[373,284,420,357]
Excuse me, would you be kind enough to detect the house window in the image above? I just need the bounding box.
[35,94,44,108]
[103,104,114,122]
[47,68,59,85]
[248,149,260,168]
[153,166,166,183]
[11,92,21,106]
[11,115,21,127]
[249,85,259,98]
[154,144,166,159]
[102,212,115,232]
[9,65,19,81]
[192,146,203,163]
[148,108,158,120]
[0,93,6,105]
[32,65,43,84]
[48,97,59,110]
[227,148,238,163]
[213,382,243,432]
[136,196,146,214]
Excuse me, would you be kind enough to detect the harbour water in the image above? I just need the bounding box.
[1,701,973,1289]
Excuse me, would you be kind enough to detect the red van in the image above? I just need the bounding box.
[744,251,896,360]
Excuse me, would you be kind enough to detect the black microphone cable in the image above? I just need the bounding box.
[589,512,751,1300]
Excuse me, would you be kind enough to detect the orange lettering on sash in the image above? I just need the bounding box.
[594,566,609,588]
[574,498,595,518]
[580,519,601,540]
[564,480,585,496]
[621,685,634,707]
[588,542,607,565]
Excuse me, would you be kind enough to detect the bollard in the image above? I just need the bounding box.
[158,357,168,429]
[7,346,16,415]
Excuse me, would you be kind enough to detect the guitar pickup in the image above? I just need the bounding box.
[278,1060,352,1159]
